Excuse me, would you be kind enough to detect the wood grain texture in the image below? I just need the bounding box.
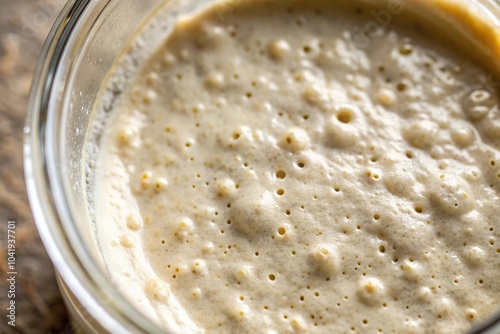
[0,0,69,333]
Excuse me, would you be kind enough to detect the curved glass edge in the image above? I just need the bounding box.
[23,0,165,333]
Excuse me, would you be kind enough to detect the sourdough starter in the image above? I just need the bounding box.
[89,0,500,332]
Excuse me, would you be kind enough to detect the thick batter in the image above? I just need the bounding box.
[89,0,500,332]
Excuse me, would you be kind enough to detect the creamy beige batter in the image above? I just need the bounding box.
[89,0,500,333]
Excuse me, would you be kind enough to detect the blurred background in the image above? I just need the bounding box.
[0,0,68,332]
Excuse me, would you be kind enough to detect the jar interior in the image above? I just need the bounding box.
[47,0,500,332]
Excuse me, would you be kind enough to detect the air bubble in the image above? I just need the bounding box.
[357,277,385,304]
[403,120,438,150]
[280,128,310,152]
[268,39,291,60]
[466,308,477,320]
[309,244,340,274]
[145,279,170,301]
[397,83,408,92]
[398,44,413,55]
[120,234,135,248]
[126,214,143,230]
[276,170,286,179]
[217,178,237,197]
[428,174,473,215]
[464,89,496,121]
[337,109,353,123]
[303,83,329,108]
[154,178,168,192]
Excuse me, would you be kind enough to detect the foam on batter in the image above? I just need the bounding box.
[88,0,500,332]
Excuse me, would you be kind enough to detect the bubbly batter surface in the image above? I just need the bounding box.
[90,0,500,332]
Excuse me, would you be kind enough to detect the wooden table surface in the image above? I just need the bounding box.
[0,0,69,333]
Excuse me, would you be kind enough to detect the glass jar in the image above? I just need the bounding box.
[24,0,500,333]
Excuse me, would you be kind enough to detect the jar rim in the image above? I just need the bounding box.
[23,0,164,332]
